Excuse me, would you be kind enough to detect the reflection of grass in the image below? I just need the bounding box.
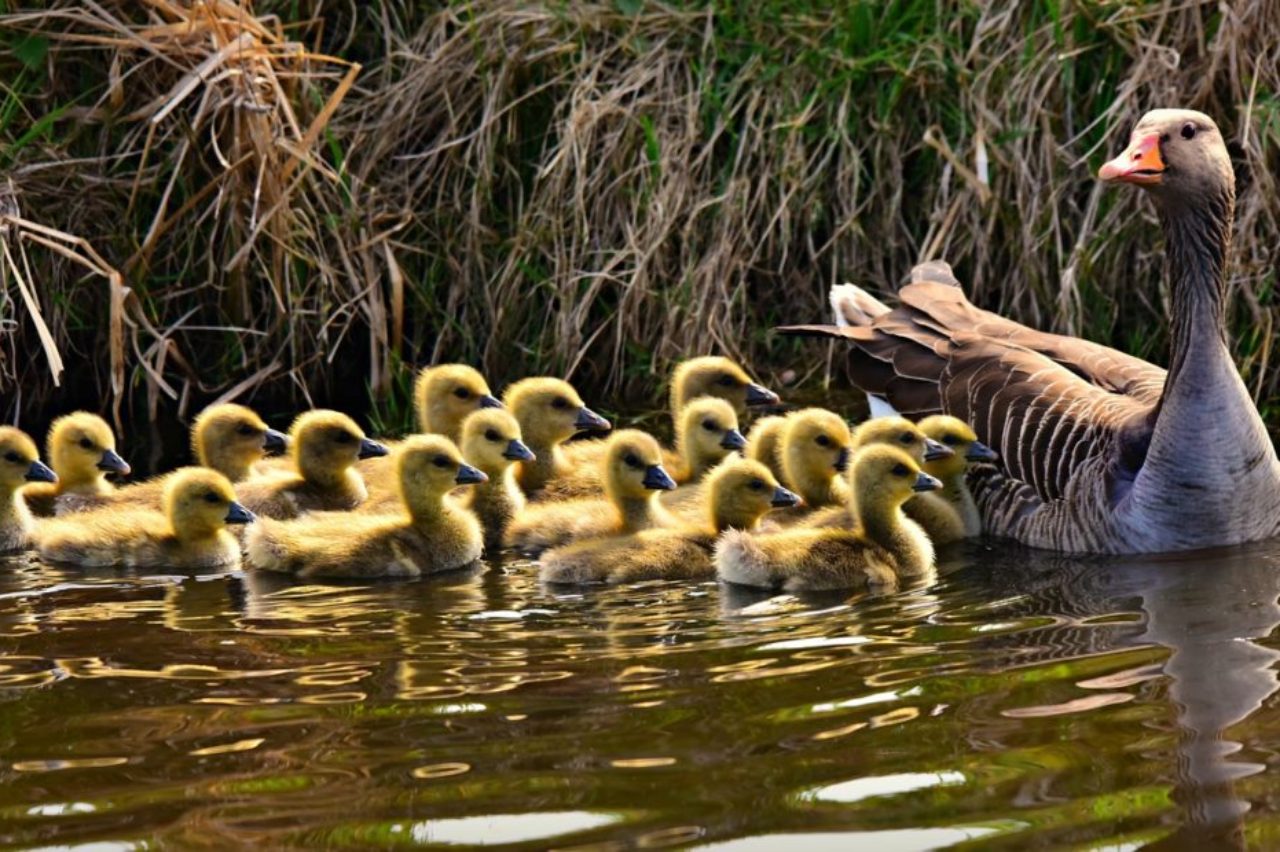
[3,2,1280,429]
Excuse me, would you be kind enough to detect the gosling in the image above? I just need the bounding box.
[23,412,130,517]
[0,427,57,552]
[455,407,535,553]
[503,377,611,495]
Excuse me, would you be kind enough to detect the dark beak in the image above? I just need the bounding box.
[24,459,57,483]
[479,394,504,410]
[574,406,612,433]
[224,501,255,525]
[745,382,780,407]
[770,485,800,508]
[455,462,488,485]
[923,438,954,462]
[642,464,677,491]
[966,440,998,463]
[913,471,943,493]
[502,439,535,462]
[262,428,288,454]
[358,438,389,460]
[720,428,747,451]
[833,447,851,472]
[97,449,131,476]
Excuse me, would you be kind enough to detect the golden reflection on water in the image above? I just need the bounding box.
[1,541,1279,848]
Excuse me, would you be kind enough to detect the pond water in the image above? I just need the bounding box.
[3,540,1280,849]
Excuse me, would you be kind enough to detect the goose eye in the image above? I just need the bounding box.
[485,429,501,442]
[551,397,569,410]
[891,463,910,477]
[898,433,914,445]
[815,434,831,447]
[716,374,736,387]
[236,423,257,436]
[942,434,959,445]
[749,479,765,491]
[79,438,95,450]
[433,455,450,468]
[334,431,356,445]
[1181,122,1197,140]
[3,451,20,463]
[203,491,222,503]
[701,419,718,432]
[623,453,641,469]
[454,387,471,400]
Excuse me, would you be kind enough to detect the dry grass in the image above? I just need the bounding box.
[2,1,1279,430]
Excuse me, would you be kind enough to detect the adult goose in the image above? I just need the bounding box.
[783,109,1280,554]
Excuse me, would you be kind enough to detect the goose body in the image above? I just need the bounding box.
[454,408,534,552]
[22,413,131,517]
[783,110,1280,554]
[0,428,57,552]
[744,415,788,482]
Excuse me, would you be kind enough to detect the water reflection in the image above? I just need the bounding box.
[0,540,1278,848]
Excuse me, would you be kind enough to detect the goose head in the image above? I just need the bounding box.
[1099,109,1233,204]
[164,468,253,539]
[414,364,502,440]
[46,412,130,488]
[781,408,854,494]
[602,430,676,502]
[704,457,799,532]
[917,415,996,480]
[677,397,745,477]
[289,410,387,485]
[396,434,487,516]
[852,416,952,466]
[0,427,55,493]
[670,356,779,415]
[192,403,287,482]
[849,445,942,514]
[503,377,611,447]
[459,408,534,475]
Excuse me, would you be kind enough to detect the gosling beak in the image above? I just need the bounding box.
[574,406,612,433]
[966,440,998,463]
[502,438,535,462]
[642,464,677,491]
[97,449,131,476]
[923,438,954,462]
[1099,133,1165,186]
[833,446,851,473]
[770,485,801,508]
[262,428,288,454]
[745,382,780,407]
[720,428,747,451]
[358,438,389,460]
[224,501,255,525]
[913,471,943,493]
[479,394,504,410]
[455,462,488,485]
[24,460,57,483]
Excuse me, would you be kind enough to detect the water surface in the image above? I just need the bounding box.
[3,541,1280,848]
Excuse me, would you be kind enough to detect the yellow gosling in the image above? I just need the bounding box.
[193,403,288,482]
[413,363,503,441]
[540,458,798,584]
[917,414,997,539]
[715,445,941,591]
[34,468,253,569]
[745,414,788,482]
[657,397,748,515]
[22,412,130,517]
[235,410,388,519]
[0,427,56,552]
[778,408,853,509]
[504,377,611,495]
[455,408,535,552]
[670,356,779,416]
[505,430,678,555]
[246,435,486,580]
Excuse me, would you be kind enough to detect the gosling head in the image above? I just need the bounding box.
[503,377,611,446]
[677,397,745,476]
[414,364,502,440]
[849,445,943,514]
[704,457,799,532]
[289,410,387,484]
[0,427,55,494]
[917,415,997,480]
[191,403,287,482]
[395,434,487,514]
[459,408,534,475]
[670,356,779,415]
[1099,109,1233,207]
[782,408,854,487]
[603,430,676,501]
[46,412,130,488]
[852,416,952,466]
[163,467,254,540]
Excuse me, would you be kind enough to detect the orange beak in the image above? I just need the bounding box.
[1099,133,1165,185]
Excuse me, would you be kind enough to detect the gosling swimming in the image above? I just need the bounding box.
[22,412,130,517]
[0,427,56,553]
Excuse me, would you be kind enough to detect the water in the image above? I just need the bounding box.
[3,540,1280,849]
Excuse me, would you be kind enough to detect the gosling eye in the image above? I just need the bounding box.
[1181,122,1197,140]
[701,419,718,432]
[203,491,222,504]
[623,453,642,470]
[433,455,451,468]
[942,434,960,446]
[334,431,356,445]
[898,433,915,445]
[891,463,910,477]
[4,451,21,463]
[716,374,737,388]
[748,479,766,491]
[235,423,258,436]
[79,437,95,450]
[551,397,569,410]
[454,387,472,400]
[484,429,502,442]
[815,434,832,448]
